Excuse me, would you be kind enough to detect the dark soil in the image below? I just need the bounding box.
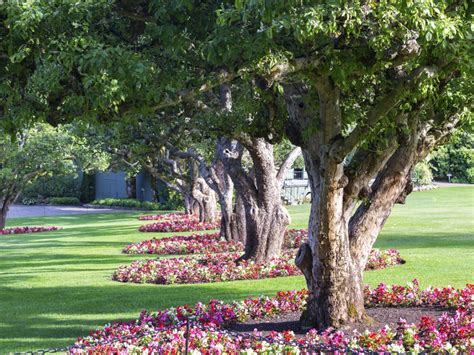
[227,306,454,336]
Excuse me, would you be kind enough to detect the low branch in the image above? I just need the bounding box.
[276,146,302,187]
[150,55,321,112]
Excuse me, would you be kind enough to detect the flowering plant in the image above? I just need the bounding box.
[113,251,300,284]
[70,282,474,353]
[123,233,243,255]
[139,212,193,221]
[139,219,219,233]
[0,226,62,235]
[114,248,402,285]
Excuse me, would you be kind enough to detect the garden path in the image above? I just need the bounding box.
[8,205,134,218]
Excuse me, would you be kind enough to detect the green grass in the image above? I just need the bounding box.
[0,187,473,352]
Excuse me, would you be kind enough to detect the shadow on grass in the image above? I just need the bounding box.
[0,281,300,352]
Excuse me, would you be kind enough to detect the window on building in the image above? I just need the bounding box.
[293,168,304,180]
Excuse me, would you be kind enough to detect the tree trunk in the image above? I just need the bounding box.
[237,191,289,262]
[183,193,195,215]
[284,80,420,329]
[199,138,245,242]
[0,207,7,230]
[149,175,159,202]
[219,137,290,262]
[192,177,217,223]
[230,193,246,244]
[0,197,13,230]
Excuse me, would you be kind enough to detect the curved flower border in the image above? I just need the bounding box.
[113,248,403,285]
[139,219,220,233]
[124,229,332,255]
[0,226,62,235]
[139,212,191,221]
[123,233,243,255]
[70,281,473,353]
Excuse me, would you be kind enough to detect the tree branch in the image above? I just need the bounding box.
[276,146,302,187]
[330,65,439,161]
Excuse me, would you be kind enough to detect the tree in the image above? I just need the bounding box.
[211,0,472,328]
[0,124,105,228]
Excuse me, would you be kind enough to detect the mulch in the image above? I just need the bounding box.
[227,306,454,336]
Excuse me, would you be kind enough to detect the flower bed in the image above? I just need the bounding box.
[70,281,473,353]
[113,251,300,284]
[125,228,305,255]
[139,219,220,233]
[113,248,402,285]
[123,233,243,255]
[138,212,191,221]
[0,226,62,235]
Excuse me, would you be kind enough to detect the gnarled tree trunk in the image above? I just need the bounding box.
[219,137,291,262]
[199,137,247,242]
[192,177,217,223]
[284,79,461,330]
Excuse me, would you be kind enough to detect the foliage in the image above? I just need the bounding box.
[20,197,37,206]
[430,132,474,183]
[79,173,95,203]
[413,161,433,186]
[70,282,473,353]
[48,197,81,206]
[90,198,161,210]
[21,175,81,202]
[0,123,107,229]
[0,124,78,214]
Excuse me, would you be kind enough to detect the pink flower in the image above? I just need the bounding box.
[0,226,61,235]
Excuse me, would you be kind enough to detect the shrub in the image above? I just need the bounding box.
[466,167,474,184]
[21,197,38,206]
[21,175,80,200]
[48,197,81,205]
[430,132,473,183]
[91,198,161,210]
[413,161,433,186]
[79,173,95,203]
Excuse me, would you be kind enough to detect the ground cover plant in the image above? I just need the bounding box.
[0,226,62,235]
[0,187,472,352]
[113,249,402,285]
[138,212,189,221]
[139,219,220,233]
[123,229,303,255]
[123,232,242,255]
[69,281,473,353]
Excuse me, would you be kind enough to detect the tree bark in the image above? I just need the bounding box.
[0,195,15,230]
[219,136,291,262]
[149,174,159,202]
[230,193,247,244]
[0,206,7,230]
[192,177,217,223]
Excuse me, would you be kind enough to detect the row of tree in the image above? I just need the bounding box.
[1,0,471,330]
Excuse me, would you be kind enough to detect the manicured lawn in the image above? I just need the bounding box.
[0,187,473,352]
